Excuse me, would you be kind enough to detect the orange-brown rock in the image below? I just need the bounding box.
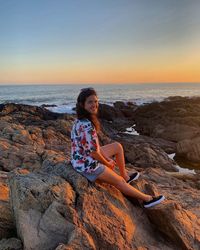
[0,103,200,249]
[0,172,15,239]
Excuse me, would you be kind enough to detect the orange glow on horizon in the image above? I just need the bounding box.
[1,62,200,84]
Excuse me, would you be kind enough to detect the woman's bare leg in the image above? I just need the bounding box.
[97,166,151,202]
[100,142,130,181]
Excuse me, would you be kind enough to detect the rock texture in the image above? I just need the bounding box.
[0,103,73,172]
[132,97,200,168]
[0,171,15,239]
[0,102,200,250]
[9,166,177,250]
[112,133,177,171]
[0,237,22,250]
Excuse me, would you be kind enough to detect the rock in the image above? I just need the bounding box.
[0,238,22,250]
[135,168,200,250]
[0,104,73,172]
[112,134,177,171]
[0,172,15,238]
[113,101,137,118]
[133,98,200,141]
[9,165,175,250]
[176,137,200,168]
[117,133,176,154]
[0,103,65,121]
[41,104,57,108]
[1,103,200,249]
[98,102,137,134]
[54,228,96,250]
[132,97,200,166]
[147,202,200,250]
[98,103,123,121]
[9,170,76,250]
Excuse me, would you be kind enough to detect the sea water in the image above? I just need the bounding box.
[1,82,200,113]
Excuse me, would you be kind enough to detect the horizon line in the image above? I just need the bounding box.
[1,81,200,86]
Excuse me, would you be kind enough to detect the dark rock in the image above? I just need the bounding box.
[0,237,22,250]
[132,96,200,166]
[41,104,57,108]
[112,134,177,171]
[98,103,123,121]
[0,172,15,238]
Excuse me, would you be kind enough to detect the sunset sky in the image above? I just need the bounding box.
[0,0,200,84]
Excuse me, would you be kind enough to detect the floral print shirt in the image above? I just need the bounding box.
[71,119,99,173]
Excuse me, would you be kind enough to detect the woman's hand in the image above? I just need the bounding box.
[90,151,116,169]
[107,159,116,170]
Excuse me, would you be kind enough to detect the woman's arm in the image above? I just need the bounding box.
[99,148,110,161]
[90,150,115,169]
[100,147,116,165]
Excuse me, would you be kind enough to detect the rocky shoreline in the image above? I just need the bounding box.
[0,98,200,249]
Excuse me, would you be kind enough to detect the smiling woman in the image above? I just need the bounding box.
[83,93,99,114]
[70,88,165,208]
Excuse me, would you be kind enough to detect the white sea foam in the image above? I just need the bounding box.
[124,125,139,135]
[168,153,176,160]
[47,104,76,114]
[168,153,196,174]
[174,165,196,174]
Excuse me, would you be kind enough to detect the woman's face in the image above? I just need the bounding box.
[84,95,99,114]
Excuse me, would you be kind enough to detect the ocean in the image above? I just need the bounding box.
[1,82,200,114]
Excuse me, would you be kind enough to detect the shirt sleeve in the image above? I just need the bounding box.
[81,121,98,155]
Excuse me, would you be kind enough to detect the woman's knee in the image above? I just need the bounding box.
[114,142,123,153]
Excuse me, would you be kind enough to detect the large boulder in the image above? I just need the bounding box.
[98,102,137,134]
[113,101,137,118]
[133,97,200,142]
[98,103,123,121]
[0,171,15,238]
[176,137,200,168]
[133,97,200,166]
[137,168,200,249]
[9,163,200,250]
[112,134,177,171]
[9,165,177,250]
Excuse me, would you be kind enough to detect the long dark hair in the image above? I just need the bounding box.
[76,88,100,132]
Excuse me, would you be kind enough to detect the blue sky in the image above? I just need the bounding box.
[0,0,200,84]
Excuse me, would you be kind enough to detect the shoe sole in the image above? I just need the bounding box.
[144,196,165,208]
[127,172,140,184]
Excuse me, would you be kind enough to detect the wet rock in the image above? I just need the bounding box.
[133,97,200,140]
[0,237,22,250]
[132,97,200,166]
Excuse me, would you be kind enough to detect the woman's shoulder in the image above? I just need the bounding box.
[76,118,92,128]
[76,118,91,124]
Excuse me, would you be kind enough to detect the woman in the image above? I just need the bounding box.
[71,88,165,208]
